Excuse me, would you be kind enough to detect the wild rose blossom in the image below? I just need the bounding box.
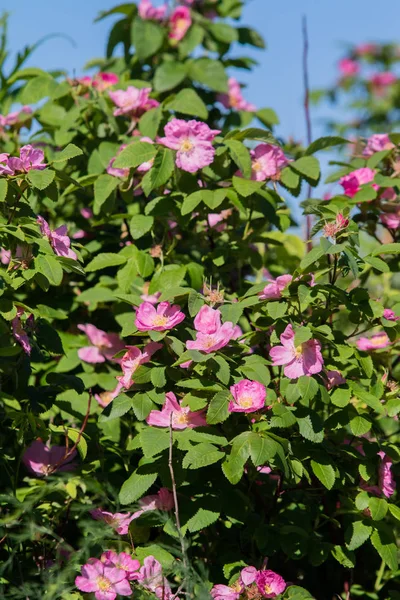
[77,324,124,363]
[194,305,222,334]
[100,551,140,580]
[259,274,293,300]
[107,144,129,178]
[211,583,242,600]
[90,509,136,535]
[94,384,123,408]
[248,143,289,181]
[186,319,236,353]
[383,308,400,321]
[370,72,397,93]
[356,333,390,351]
[130,487,174,520]
[146,391,206,429]
[23,440,77,476]
[0,144,46,176]
[380,209,400,229]
[363,133,394,156]
[141,290,161,304]
[255,570,286,598]
[117,342,162,389]
[12,307,32,355]
[0,106,32,129]
[207,209,232,231]
[361,451,396,498]
[137,555,172,599]
[109,86,159,118]
[135,301,185,331]
[355,43,378,56]
[339,167,378,198]
[338,58,360,77]
[229,379,266,413]
[269,324,324,379]
[138,0,167,20]
[217,77,256,112]
[37,215,77,260]
[169,6,192,42]
[159,118,220,173]
[75,558,132,600]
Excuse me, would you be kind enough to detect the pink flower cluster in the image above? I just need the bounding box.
[269,324,323,379]
[0,106,32,129]
[139,0,168,20]
[211,565,286,599]
[339,167,378,198]
[159,118,220,173]
[218,77,256,112]
[186,305,236,353]
[37,215,77,260]
[0,144,46,176]
[146,391,206,429]
[109,86,159,119]
[138,0,192,41]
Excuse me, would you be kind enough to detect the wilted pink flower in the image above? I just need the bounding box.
[131,487,174,520]
[255,570,286,598]
[355,43,378,56]
[326,370,346,389]
[23,440,77,476]
[138,0,167,20]
[0,247,11,264]
[90,509,135,535]
[338,58,360,77]
[363,133,394,156]
[217,78,256,112]
[380,210,400,229]
[169,6,192,42]
[146,391,206,429]
[107,144,129,178]
[339,167,378,198]
[383,308,400,321]
[248,144,289,181]
[37,215,77,260]
[356,333,390,351]
[12,308,32,355]
[229,379,266,413]
[211,583,242,600]
[117,342,162,389]
[94,384,123,408]
[378,451,396,498]
[194,305,222,334]
[109,86,159,118]
[323,213,349,238]
[269,324,324,379]
[75,558,132,600]
[186,321,236,353]
[77,324,124,363]
[370,72,397,93]
[159,118,220,173]
[259,274,292,300]
[101,551,140,581]
[0,106,32,129]
[135,301,185,331]
[137,556,172,599]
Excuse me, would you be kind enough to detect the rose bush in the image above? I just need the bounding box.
[0,2,399,599]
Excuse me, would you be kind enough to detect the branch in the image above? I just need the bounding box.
[168,414,188,574]
[302,15,313,252]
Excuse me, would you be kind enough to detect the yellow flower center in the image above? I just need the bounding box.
[252,160,262,172]
[238,395,253,408]
[203,336,216,349]
[294,345,303,358]
[152,315,169,327]
[180,139,193,152]
[173,411,189,425]
[97,576,112,592]
[264,584,272,594]
[176,18,187,33]
[371,335,387,346]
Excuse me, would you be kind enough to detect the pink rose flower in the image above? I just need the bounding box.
[90,509,135,535]
[363,133,394,156]
[81,207,93,219]
[146,391,206,429]
[186,321,236,353]
[229,379,266,413]
[135,301,185,331]
[109,86,159,118]
[0,106,32,128]
[75,558,132,600]
[169,6,192,42]
[130,487,174,520]
[137,555,172,599]
[269,323,324,379]
[194,305,222,334]
[240,566,258,586]
[12,307,32,355]
[383,308,400,321]
[37,215,77,260]
[211,583,242,600]
[248,144,289,181]
[217,77,256,112]
[378,451,396,498]
[380,210,400,229]
[355,43,378,56]
[207,210,231,231]
[117,342,162,389]
[95,384,123,408]
[0,247,11,264]
[338,58,360,77]
[100,551,140,580]
[138,0,167,20]
[107,144,129,178]
[0,145,46,175]
[159,118,220,173]
[339,167,378,198]
[255,569,286,598]
[77,324,124,363]
[326,370,346,390]
[232,324,243,340]
[370,72,397,94]
[23,440,77,476]
[259,274,293,300]
[356,333,390,351]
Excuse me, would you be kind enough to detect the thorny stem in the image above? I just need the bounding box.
[302,15,313,252]
[168,415,188,575]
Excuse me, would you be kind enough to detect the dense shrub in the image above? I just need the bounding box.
[0,2,399,600]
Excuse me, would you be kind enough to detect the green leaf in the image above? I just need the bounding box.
[141,148,174,195]
[186,507,220,533]
[93,174,119,215]
[296,409,324,443]
[388,504,400,522]
[86,252,126,272]
[370,528,398,570]
[331,545,355,568]
[300,244,325,271]
[20,74,57,103]
[139,105,162,139]
[189,58,228,93]
[248,434,280,467]
[132,17,164,60]
[119,471,157,505]
[165,88,208,120]
[151,367,166,389]
[371,243,400,256]
[331,387,351,408]
[181,190,203,215]
[256,108,279,127]
[310,458,335,490]
[140,427,170,458]
[154,61,187,92]
[232,175,264,198]
[182,442,224,469]
[129,215,154,239]
[131,392,154,420]
[208,22,238,43]
[305,136,348,155]
[0,179,8,202]
[345,520,372,551]
[224,140,252,179]
[212,355,230,385]
[113,142,157,169]
[98,394,132,422]
[36,254,63,286]
[293,326,312,347]
[350,413,372,436]
[207,390,231,425]
[52,144,83,163]
[369,497,388,521]
[290,156,320,183]
[27,169,55,190]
